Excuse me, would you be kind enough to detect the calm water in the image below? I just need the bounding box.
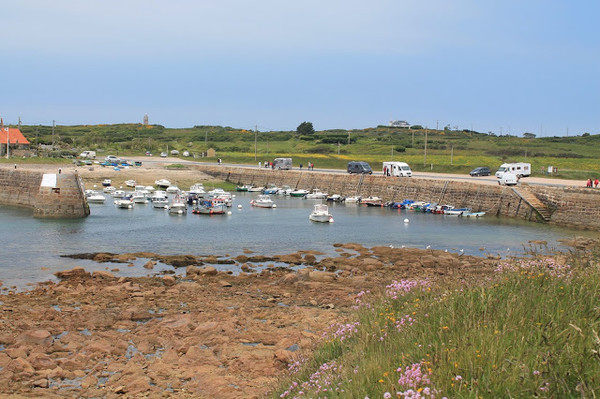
[0,192,592,290]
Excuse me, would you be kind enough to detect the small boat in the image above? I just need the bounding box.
[408,201,428,211]
[112,190,126,198]
[236,184,252,192]
[444,208,471,216]
[103,186,116,194]
[151,190,169,208]
[326,194,345,202]
[166,185,180,194]
[167,195,187,215]
[208,188,234,207]
[388,199,414,209]
[131,191,149,204]
[262,184,280,195]
[290,189,310,198]
[362,196,385,207]
[276,185,293,196]
[462,211,486,218]
[86,191,106,203]
[114,195,134,209]
[189,183,206,199]
[305,189,328,200]
[193,198,227,215]
[102,179,112,187]
[155,179,171,188]
[248,185,265,192]
[344,196,361,204]
[309,204,334,223]
[433,204,454,214]
[145,186,155,193]
[125,180,136,187]
[251,195,277,208]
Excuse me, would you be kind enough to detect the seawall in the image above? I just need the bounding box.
[197,165,600,231]
[0,167,90,218]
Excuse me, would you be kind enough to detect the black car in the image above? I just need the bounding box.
[469,167,491,176]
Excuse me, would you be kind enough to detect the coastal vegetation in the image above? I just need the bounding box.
[270,245,600,398]
[11,123,600,180]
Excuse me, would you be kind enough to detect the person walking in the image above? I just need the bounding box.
[587,178,593,188]
[595,178,599,188]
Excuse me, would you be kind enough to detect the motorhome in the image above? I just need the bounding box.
[273,158,292,170]
[79,150,96,159]
[382,161,412,177]
[495,162,531,178]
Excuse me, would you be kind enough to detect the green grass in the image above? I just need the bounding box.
[271,252,600,398]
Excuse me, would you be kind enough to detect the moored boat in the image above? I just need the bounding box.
[305,189,328,199]
[86,191,106,203]
[444,207,471,216]
[250,195,277,208]
[290,189,309,198]
[193,198,228,215]
[276,185,293,196]
[236,184,252,192]
[155,179,171,188]
[362,196,384,207]
[262,184,279,195]
[326,194,345,202]
[114,195,134,209]
[102,179,112,187]
[462,211,486,217]
[125,180,136,187]
[167,195,187,215]
[309,204,334,223]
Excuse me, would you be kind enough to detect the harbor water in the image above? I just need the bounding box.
[0,192,593,290]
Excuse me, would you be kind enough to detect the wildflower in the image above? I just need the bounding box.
[384,393,392,399]
[455,375,463,381]
[533,370,541,376]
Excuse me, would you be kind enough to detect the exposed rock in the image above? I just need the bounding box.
[54,267,90,280]
[308,271,336,282]
[92,270,116,279]
[143,261,155,269]
[17,330,52,346]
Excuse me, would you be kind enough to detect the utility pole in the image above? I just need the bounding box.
[52,120,56,149]
[347,131,350,145]
[423,127,428,166]
[254,125,258,161]
[450,145,454,165]
[36,129,39,156]
[337,141,340,155]
[391,145,394,161]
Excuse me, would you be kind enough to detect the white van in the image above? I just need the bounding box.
[382,162,412,177]
[499,173,518,186]
[273,158,292,170]
[79,150,96,159]
[495,162,531,178]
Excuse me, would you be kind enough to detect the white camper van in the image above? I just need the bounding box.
[273,158,292,170]
[382,162,412,177]
[79,151,96,159]
[495,162,531,178]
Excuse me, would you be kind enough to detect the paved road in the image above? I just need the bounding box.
[137,156,585,189]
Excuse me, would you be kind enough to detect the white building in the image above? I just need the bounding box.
[389,120,410,128]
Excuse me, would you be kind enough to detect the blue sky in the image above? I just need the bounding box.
[1,1,598,136]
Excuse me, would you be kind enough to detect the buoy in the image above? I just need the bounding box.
[164,205,168,209]
[404,218,409,223]
[227,211,232,215]
[273,204,277,208]
[238,204,242,209]
[128,204,132,209]
[178,210,183,214]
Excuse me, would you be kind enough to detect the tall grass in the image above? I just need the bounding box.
[271,252,600,398]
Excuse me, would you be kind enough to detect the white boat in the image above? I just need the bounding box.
[166,185,180,194]
[103,186,116,194]
[326,194,345,202]
[250,195,277,208]
[167,195,187,215]
[309,204,334,223]
[344,195,361,204]
[114,196,134,209]
[145,185,155,193]
[277,185,293,196]
[305,189,328,199]
[86,191,106,203]
[192,198,227,215]
[150,190,169,208]
[102,179,112,187]
[155,179,171,188]
[444,208,471,216]
[262,184,280,195]
[290,189,310,198]
[125,180,136,187]
[112,190,126,198]
[462,211,486,218]
[131,190,149,204]
[248,186,264,192]
[208,188,233,207]
[189,183,206,196]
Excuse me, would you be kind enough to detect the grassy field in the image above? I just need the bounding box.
[10,123,600,180]
[270,248,600,398]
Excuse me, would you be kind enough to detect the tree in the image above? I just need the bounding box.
[296,122,315,135]
[523,132,536,139]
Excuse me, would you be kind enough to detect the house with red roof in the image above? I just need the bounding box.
[0,127,30,156]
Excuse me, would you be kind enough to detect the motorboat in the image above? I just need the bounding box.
[326,194,345,202]
[462,211,486,217]
[408,201,428,211]
[166,185,180,194]
[362,196,385,207]
[248,185,265,192]
[290,189,310,198]
[208,188,233,207]
[150,190,169,208]
[155,179,171,188]
[250,195,277,208]
[192,198,227,215]
[103,186,116,194]
[114,195,134,209]
[309,204,334,223]
[131,190,149,204]
[444,208,471,216]
[111,190,126,198]
[86,191,106,203]
[188,183,206,204]
[433,204,454,214]
[125,180,136,187]
[262,184,280,195]
[167,195,187,215]
[236,184,252,192]
[305,189,328,200]
[145,185,155,193]
[102,179,112,187]
[276,185,293,196]
[344,196,361,204]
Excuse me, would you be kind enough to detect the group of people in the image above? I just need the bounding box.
[586,178,599,188]
[299,162,315,170]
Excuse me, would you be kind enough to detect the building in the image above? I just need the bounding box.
[143,114,149,125]
[0,126,30,156]
[389,120,410,128]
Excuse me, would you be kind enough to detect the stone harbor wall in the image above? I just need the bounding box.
[0,167,90,218]
[196,165,600,230]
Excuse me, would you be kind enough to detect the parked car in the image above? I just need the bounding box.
[145,151,152,156]
[160,152,167,158]
[469,167,491,176]
[105,155,120,163]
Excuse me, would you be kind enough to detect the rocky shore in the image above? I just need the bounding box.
[0,244,496,398]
